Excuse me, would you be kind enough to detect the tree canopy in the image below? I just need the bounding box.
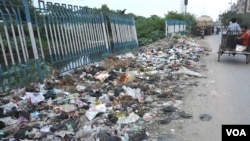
[165,11,196,25]
[220,11,250,27]
[0,0,34,21]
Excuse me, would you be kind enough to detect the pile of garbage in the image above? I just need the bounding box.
[0,37,209,140]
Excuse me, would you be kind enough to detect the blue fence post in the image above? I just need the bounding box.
[38,0,53,64]
[100,11,109,55]
[132,16,138,48]
[22,0,43,83]
[0,65,4,91]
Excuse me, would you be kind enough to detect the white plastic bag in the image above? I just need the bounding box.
[236,44,247,52]
[122,86,143,102]
[85,104,106,121]
[25,92,45,104]
[175,67,203,77]
[117,112,139,124]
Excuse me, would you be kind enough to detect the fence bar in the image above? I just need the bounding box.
[22,0,43,82]
[0,0,138,93]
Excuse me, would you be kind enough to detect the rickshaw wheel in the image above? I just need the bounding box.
[246,55,250,64]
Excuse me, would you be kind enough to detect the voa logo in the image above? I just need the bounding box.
[226,129,246,136]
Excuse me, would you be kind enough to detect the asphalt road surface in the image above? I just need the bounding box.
[178,34,250,141]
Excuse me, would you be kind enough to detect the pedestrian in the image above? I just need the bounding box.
[235,25,249,52]
[200,27,205,39]
[227,18,241,35]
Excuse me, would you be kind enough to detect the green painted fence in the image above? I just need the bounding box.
[0,0,138,93]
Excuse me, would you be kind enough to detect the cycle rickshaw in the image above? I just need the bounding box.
[218,31,250,64]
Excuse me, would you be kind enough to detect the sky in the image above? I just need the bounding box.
[34,0,238,21]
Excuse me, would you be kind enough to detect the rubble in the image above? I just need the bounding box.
[0,36,210,140]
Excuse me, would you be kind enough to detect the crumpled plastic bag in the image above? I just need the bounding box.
[85,104,106,121]
[175,67,203,77]
[99,94,110,104]
[236,44,247,52]
[143,113,154,122]
[76,85,86,92]
[94,71,110,82]
[118,52,136,59]
[119,73,135,84]
[0,117,17,126]
[0,102,18,115]
[70,99,87,108]
[122,86,143,103]
[117,112,139,124]
[58,104,77,113]
[17,116,28,125]
[24,92,45,104]
[40,125,51,132]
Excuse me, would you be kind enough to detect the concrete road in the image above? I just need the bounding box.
[178,34,250,141]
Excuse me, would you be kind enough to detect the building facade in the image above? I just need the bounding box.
[235,0,250,14]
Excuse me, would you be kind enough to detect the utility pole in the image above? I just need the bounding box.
[244,0,248,14]
[184,0,188,17]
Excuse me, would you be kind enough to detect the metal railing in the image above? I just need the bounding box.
[0,0,138,93]
[166,19,187,36]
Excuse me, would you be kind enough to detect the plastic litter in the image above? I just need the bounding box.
[40,125,51,132]
[0,117,17,126]
[58,104,77,113]
[179,111,193,118]
[85,104,106,121]
[43,89,57,99]
[0,102,18,117]
[162,106,177,113]
[117,112,139,124]
[158,118,171,124]
[173,100,183,109]
[175,67,203,77]
[94,71,110,82]
[144,96,153,103]
[0,36,210,140]
[200,114,212,121]
[17,116,28,125]
[76,85,86,92]
[143,113,154,122]
[32,111,40,118]
[25,92,45,104]
[122,86,143,102]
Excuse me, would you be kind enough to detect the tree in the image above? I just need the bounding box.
[220,11,239,26]
[165,11,196,25]
[135,15,165,46]
[221,11,250,27]
[165,11,184,20]
[0,0,35,20]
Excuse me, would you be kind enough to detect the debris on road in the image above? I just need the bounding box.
[200,114,213,121]
[0,36,209,140]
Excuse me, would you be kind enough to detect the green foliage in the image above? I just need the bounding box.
[221,11,239,26]
[184,13,197,26]
[135,11,196,46]
[165,11,196,35]
[165,11,196,25]
[220,11,250,27]
[2,59,51,88]
[0,0,35,21]
[101,4,111,13]
[136,15,165,46]
[165,11,184,20]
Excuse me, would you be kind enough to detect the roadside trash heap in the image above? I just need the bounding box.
[0,36,209,141]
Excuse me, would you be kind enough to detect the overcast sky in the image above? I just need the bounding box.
[35,0,238,21]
